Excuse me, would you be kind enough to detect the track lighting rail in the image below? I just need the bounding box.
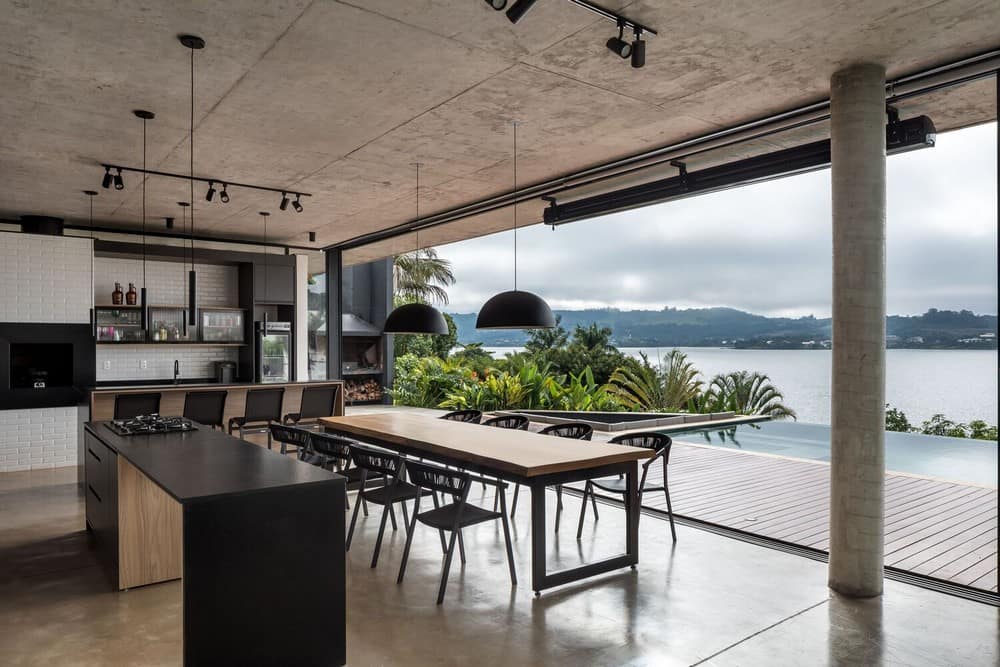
[565,0,657,36]
[98,163,311,202]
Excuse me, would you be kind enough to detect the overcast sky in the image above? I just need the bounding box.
[437,122,997,318]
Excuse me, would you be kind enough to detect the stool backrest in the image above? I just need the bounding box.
[183,390,228,427]
[114,393,161,420]
[405,459,470,501]
[482,414,529,430]
[539,422,594,440]
[244,387,285,423]
[298,385,339,420]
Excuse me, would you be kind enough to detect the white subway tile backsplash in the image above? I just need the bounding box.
[0,233,93,323]
[95,345,240,381]
[94,259,236,308]
[0,407,79,472]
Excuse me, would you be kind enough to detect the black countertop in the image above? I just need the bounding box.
[91,379,343,392]
[84,421,341,504]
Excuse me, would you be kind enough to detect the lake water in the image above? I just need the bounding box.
[484,347,998,426]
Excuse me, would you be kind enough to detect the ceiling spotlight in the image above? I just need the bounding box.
[205,181,216,202]
[484,0,507,9]
[165,217,175,230]
[631,28,645,68]
[101,166,113,189]
[219,183,230,203]
[113,168,124,190]
[308,231,316,243]
[606,22,632,59]
[292,194,303,213]
[279,192,290,211]
[505,0,537,24]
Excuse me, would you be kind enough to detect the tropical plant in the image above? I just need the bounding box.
[393,248,455,305]
[440,372,531,412]
[524,315,569,353]
[388,354,472,408]
[885,404,914,433]
[967,420,999,441]
[607,350,702,411]
[700,370,797,419]
[448,342,495,376]
[545,367,621,411]
[919,414,969,438]
[393,311,458,359]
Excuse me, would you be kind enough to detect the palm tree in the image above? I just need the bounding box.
[702,370,796,419]
[393,248,456,305]
[608,350,702,411]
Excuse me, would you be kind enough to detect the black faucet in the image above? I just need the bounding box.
[173,360,180,385]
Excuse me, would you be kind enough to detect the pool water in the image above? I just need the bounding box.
[668,421,998,487]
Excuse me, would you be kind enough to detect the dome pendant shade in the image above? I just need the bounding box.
[384,302,449,335]
[476,290,555,330]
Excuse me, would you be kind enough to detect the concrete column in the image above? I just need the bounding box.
[828,62,887,598]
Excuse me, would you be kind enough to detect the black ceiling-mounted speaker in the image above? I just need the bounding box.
[20,216,64,236]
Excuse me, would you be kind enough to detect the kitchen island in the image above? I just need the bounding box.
[84,421,346,666]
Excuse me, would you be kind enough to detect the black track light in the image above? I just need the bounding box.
[113,168,124,190]
[308,231,316,243]
[292,194,303,213]
[505,0,537,24]
[484,0,507,9]
[165,217,174,230]
[279,192,290,211]
[606,22,632,59]
[101,166,113,189]
[205,181,216,202]
[219,183,230,203]
[631,28,645,69]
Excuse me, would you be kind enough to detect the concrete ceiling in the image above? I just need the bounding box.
[1,0,997,259]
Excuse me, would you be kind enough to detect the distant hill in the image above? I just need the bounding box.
[447,307,998,349]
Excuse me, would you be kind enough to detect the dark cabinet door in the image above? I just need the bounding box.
[254,263,295,304]
[84,431,119,573]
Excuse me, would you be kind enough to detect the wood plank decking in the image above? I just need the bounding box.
[624,442,998,592]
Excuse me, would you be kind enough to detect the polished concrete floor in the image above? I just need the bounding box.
[1,466,997,666]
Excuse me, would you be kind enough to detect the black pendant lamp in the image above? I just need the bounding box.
[178,202,191,337]
[384,162,448,335]
[476,121,555,330]
[84,190,98,337]
[134,109,155,331]
[181,34,204,327]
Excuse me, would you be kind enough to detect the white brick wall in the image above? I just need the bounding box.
[96,345,240,382]
[94,258,236,308]
[0,233,93,323]
[0,407,78,473]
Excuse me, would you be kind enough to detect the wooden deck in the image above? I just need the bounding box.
[576,441,998,592]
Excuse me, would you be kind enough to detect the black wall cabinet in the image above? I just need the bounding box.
[254,263,295,304]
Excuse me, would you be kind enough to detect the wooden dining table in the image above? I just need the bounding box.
[319,412,653,595]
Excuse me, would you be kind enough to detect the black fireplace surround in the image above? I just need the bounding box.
[0,323,95,409]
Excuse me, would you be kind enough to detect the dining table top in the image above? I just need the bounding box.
[319,412,653,479]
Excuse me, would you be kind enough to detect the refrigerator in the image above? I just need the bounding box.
[255,321,291,383]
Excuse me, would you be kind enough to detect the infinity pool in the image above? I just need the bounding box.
[668,420,998,487]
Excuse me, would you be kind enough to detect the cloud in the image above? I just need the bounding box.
[439,123,997,317]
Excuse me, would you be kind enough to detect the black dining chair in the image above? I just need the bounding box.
[397,459,516,605]
[439,409,483,424]
[283,385,339,429]
[482,414,530,430]
[346,444,421,569]
[307,430,386,513]
[268,423,314,457]
[114,393,161,420]
[182,390,228,430]
[532,422,595,527]
[576,432,676,542]
[228,387,285,445]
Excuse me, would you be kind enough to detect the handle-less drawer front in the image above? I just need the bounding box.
[84,434,109,498]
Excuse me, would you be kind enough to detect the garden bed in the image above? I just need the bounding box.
[501,409,741,433]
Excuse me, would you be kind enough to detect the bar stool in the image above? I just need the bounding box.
[283,384,339,429]
[114,393,161,420]
[183,390,228,429]
[228,387,285,445]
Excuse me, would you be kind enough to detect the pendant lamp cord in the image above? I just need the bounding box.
[415,161,421,255]
[141,117,147,289]
[88,195,93,239]
[512,121,518,291]
[189,46,195,273]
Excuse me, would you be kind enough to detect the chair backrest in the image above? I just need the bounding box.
[244,387,285,423]
[609,432,673,464]
[269,423,313,450]
[183,390,228,427]
[306,431,353,467]
[114,393,161,420]
[349,443,404,479]
[482,414,529,430]
[539,422,594,440]
[405,459,470,500]
[298,385,338,420]
[439,409,483,424]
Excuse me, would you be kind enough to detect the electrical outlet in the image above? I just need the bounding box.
[140,360,148,370]
[103,360,111,371]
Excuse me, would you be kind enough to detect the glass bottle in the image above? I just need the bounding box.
[112,282,124,305]
[126,283,137,306]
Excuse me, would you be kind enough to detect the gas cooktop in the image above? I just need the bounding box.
[107,414,198,436]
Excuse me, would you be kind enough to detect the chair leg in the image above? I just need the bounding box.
[344,486,351,511]
[397,500,421,584]
[401,500,411,536]
[361,496,369,517]
[498,486,517,586]
[664,487,677,542]
[431,491,447,554]
[346,491,363,551]
[511,483,520,517]
[371,503,392,569]
[457,529,466,565]
[590,485,600,519]
[388,504,398,531]
[437,530,460,605]
[576,481,591,540]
